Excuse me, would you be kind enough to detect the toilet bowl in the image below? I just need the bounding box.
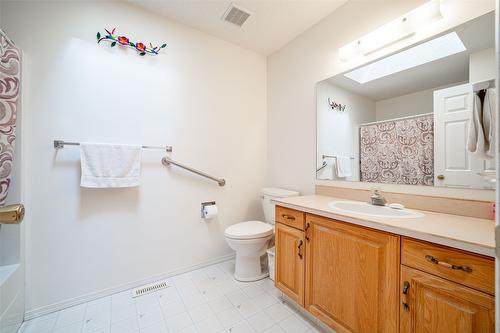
[225,221,273,281]
[224,188,300,282]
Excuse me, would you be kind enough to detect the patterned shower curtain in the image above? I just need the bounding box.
[0,32,21,205]
[360,114,434,186]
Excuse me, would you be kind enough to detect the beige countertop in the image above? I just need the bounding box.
[273,195,495,257]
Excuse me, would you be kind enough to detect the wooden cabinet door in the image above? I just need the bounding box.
[275,223,305,305]
[401,266,495,333]
[305,214,400,333]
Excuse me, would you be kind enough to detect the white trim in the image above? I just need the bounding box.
[24,253,235,321]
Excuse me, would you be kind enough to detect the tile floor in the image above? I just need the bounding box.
[19,260,331,333]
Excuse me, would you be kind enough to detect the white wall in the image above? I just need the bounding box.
[470,47,496,83]
[1,1,267,315]
[374,81,466,121]
[267,0,495,199]
[316,81,375,181]
[375,89,434,121]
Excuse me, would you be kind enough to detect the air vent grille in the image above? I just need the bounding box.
[222,3,250,27]
[132,280,170,298]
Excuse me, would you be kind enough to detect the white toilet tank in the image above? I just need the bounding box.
[261,187,300,224]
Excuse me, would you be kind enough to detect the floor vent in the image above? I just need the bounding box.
[132,280,170,298]
[222,3,251,27]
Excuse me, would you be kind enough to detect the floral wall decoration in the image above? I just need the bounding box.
[96,28,166,56]
[328,97,346,112]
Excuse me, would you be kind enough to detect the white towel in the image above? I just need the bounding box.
[80,143,142,188]
[483,88,496,159]
[467,88,496,160]
[467,93,486,157]
[335,156,352,178]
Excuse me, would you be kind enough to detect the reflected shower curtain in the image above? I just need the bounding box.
[0,32,21,205]
[360,114,434,186]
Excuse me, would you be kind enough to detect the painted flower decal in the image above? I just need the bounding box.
[118,36,129,45]
[135,42,146,52]
[97,28,166,56]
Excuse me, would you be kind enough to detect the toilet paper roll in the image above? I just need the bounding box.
[203,205,218,219]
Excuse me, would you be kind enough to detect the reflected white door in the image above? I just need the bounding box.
[434,83,495,189]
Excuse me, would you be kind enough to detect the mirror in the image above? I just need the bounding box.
[316,12,496,190]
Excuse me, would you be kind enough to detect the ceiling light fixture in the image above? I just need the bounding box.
[339,0,443,62]
[343,31,466,84]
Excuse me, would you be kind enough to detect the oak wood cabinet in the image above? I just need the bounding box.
[400,266,495,333]
[401,238,495,333]
[275,222,305,305]
[274,205,495,333]
[305,214,400,333]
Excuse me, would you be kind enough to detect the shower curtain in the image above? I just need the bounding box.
[360,114,434,186]
[0,31,21,205]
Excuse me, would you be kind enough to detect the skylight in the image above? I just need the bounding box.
[343,32,467,84]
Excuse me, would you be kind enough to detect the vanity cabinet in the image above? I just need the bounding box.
[400,266,494,333]
[304,214,400,333]
[275,222,305,305]
[400,238,495,333]
[274,205,495,333]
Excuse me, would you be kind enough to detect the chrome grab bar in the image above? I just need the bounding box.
[161,157,226,187]
[316,161,327,172]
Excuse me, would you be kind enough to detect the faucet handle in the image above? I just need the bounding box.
[370,187,381,196]
[370,188,386,206]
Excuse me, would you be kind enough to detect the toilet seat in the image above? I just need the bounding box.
[224,221,273,240]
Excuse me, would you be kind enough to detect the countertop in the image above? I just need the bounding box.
[273,195,495,257]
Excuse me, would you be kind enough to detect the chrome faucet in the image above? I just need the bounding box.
[370,188,386,206]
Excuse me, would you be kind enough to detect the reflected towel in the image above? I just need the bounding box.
[467,88,496,160]
[467,93,486,158]
[335,156,352,178]
[80,143,142,188]
[483,88,496,159]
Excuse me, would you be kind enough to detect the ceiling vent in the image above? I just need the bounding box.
[222,3,251,27]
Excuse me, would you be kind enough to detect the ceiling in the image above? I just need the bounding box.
[327,12,495,101]
[128,0,347,55]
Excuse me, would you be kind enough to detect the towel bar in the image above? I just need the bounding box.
[54,140,173,152]
[322,155,355,160]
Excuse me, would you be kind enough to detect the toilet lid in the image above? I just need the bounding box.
[225,221,273,239]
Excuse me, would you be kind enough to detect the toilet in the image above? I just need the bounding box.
[224,187,300,281]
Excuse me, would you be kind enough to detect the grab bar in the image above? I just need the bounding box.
[161,157,226,187]
[316,161,327,172]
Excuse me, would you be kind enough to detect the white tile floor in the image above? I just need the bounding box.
[19,260,331,333]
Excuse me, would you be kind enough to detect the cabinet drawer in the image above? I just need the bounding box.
[275,206,305,230]
[402,238,494,295]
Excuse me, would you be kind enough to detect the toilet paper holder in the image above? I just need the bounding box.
[201,201,216,218]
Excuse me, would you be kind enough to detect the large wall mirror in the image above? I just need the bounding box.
[316,12,496,190]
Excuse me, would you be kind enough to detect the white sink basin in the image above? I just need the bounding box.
[328,201,424,219]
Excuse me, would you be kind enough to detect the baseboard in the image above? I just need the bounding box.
[24,253,236,321]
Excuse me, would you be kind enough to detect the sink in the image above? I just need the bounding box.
[328,201,424,218]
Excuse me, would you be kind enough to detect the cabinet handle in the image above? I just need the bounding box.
[425,255,472,273]
[281,214,296,221]
[437,175,445,180]
[297,240,303,259]
[305,222,310,241]
[402,281,410,312]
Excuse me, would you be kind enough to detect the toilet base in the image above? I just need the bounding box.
[234,271,269,282]
[234,252,269,282]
